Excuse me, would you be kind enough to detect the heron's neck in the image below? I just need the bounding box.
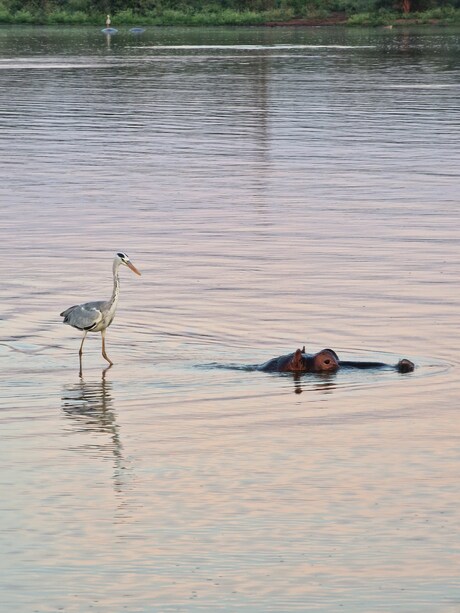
[109,260,121,308]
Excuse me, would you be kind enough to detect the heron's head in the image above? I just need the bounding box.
[116,252,141,276]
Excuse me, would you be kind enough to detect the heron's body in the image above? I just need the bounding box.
[60,253,141,369]
[61,300,116,332]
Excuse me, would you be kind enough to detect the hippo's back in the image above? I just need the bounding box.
[258,354,293,372]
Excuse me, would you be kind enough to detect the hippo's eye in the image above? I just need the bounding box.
[324,359,330,364]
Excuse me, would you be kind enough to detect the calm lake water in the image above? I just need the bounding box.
[0,24,459,612]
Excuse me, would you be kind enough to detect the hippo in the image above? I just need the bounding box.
[258,347,414,374]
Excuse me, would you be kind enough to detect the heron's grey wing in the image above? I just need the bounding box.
[60,301,105,331]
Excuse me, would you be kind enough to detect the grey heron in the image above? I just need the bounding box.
[60,252,141,368]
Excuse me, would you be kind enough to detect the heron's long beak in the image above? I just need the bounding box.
[127,261,141,276]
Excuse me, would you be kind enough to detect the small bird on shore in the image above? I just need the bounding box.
[60,252,141,369]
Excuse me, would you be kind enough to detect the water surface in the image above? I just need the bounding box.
[0,25,459,612]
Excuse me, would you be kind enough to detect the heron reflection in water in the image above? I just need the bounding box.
[61,369,128,493]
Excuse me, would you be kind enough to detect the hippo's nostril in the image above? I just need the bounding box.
[325,359,330,364]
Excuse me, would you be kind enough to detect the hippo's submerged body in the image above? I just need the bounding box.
[258,348,414,374]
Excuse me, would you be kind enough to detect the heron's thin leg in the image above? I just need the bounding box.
[78,332,87,377]
[79,331,87,357]
[101,329,113,366]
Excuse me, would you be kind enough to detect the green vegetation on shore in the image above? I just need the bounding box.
[347,5,460,24]
[0,0,459,26]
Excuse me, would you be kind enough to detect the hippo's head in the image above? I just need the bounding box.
[312,349,340,373]
[282,348,340,373]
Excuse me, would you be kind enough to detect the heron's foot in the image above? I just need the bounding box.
[102,364,113,378]
[102,351,114,366]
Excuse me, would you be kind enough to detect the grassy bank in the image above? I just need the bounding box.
[0,5,294,26]
[347,6,460,25]
[0,4,458,26]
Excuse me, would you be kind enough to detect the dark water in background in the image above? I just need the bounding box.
[0,24,459,612]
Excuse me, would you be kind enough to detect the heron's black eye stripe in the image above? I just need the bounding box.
[117,252,126,259]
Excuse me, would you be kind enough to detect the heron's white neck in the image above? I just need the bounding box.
[109,259,121,308]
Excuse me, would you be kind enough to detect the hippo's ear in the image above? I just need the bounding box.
[290,348,304,371]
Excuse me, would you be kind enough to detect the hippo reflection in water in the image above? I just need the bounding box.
[258,347,415,374]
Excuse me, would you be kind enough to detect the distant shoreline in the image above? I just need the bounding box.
[264,13,348,27]
[0,8,458,27]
